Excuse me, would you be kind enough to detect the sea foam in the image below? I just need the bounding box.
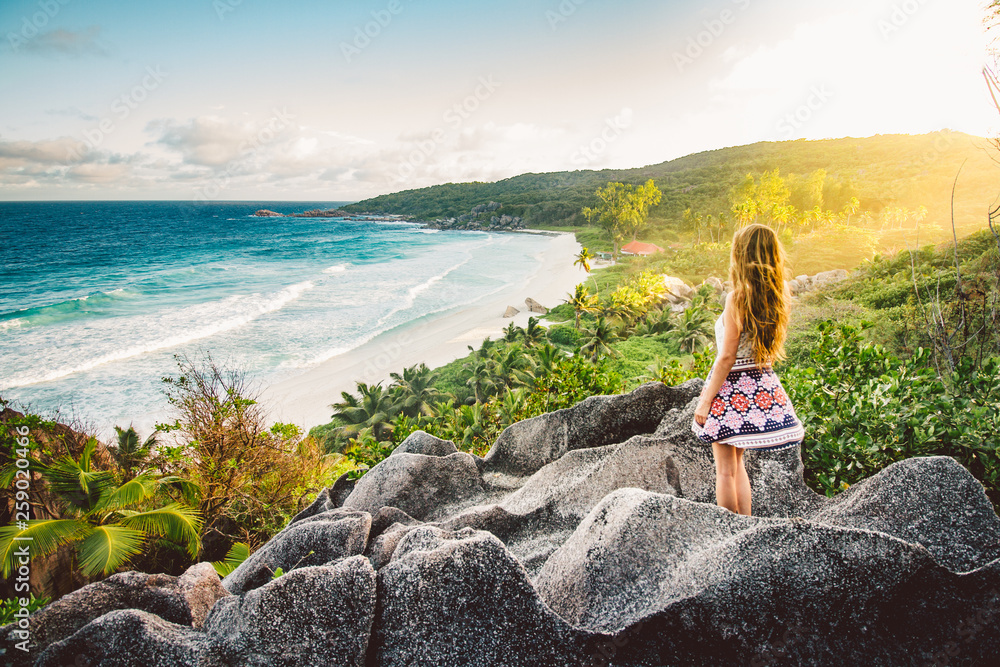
[1,281,315,390]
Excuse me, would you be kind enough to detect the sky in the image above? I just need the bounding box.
[0,0,997,202]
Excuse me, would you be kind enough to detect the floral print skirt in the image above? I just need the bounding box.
[690,358,804,451]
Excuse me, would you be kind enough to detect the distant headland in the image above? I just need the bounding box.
[254,201,528,232]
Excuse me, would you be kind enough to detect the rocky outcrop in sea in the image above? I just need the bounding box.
[251,209,403,220]
[3,381,999,666]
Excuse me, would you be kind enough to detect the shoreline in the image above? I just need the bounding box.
[260,231,587,432]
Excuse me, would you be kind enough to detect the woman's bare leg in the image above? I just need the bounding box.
[712,442,740,513]
[735,447,751,516]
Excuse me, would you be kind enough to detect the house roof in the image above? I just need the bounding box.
[621,241,664,256]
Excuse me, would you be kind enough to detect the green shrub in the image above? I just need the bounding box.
[548,323,582,348]
[0,595,51,625]
[784,320,1000,512]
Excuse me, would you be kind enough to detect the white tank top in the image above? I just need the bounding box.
[714,312,754,359]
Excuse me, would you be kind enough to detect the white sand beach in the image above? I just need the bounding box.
[261,231,588,431]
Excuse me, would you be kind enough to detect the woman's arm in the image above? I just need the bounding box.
[694,292,742,426]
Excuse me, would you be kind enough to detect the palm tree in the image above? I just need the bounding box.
[448,403,491,449]
[575,247,603,294]
[463,357,498,403]
[640,357,674,384]
[843,197,861,225]
[390,364,448,418]
[670,307,714,354]
[502,322,523,344]
[532,343,562,377]
[574,247,595,273]
[522,317,548,348]
[0,437,202,578]
[581,316,619,363]
[110,425,158,482]
[329,381,399,441]
[498,388,528,428]
[489,343,535,390]
[567,283,599,330]
[471,337,498,360]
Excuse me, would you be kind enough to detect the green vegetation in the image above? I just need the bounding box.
[780,227,1000,510]
[344,132,997,253]
[0,353,342,599]
[5,133,998,608]
[0,433,202,578]
[0,595,50,625]
[310,270,717,462]
[582,180,662,258]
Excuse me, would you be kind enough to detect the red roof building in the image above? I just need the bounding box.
[621,241,664,256]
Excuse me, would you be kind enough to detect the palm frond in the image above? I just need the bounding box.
[95,476,161,513]
[0,519,90,578]
[117,503,203,558]
[76,525,146,577]
[156,475,203,506]
[211,541,250,577]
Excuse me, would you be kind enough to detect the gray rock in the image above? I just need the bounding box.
[370,529,601,666]
[663,276,694,304]
[0,562,228,660]
[503,305,519,318]
[813,268,849,287]
[535,485,1000,665]
[702,276,724,294]
[525,297,548,314]
[481,381,700,480]
[389,430,458,458]
[808,455,1000,571]
[342,451,483,522]
[34,609,219,667]
[286,485,333,525]
[366,506,425,570]
[205,556,376,667]
[221,509,370,595]
[535,488,765,631]
[15,376,1000,665]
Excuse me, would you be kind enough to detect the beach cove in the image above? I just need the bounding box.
[262,230,587,431]
[0,202,586,438]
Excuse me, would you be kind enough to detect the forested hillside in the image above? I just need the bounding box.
[344,131,999,245]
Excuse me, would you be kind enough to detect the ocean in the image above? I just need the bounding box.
[0,201,547,436]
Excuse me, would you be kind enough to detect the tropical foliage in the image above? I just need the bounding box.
[0,435,202,578]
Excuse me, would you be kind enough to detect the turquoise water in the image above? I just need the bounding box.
[0,201,543,434]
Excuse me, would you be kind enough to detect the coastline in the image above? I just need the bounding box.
[260,231,587,431]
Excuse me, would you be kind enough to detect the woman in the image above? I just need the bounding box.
[691,223,804,516]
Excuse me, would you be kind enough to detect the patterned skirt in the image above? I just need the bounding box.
[690,358,804,451]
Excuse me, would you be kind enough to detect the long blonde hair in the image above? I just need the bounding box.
[728,224,790,367]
